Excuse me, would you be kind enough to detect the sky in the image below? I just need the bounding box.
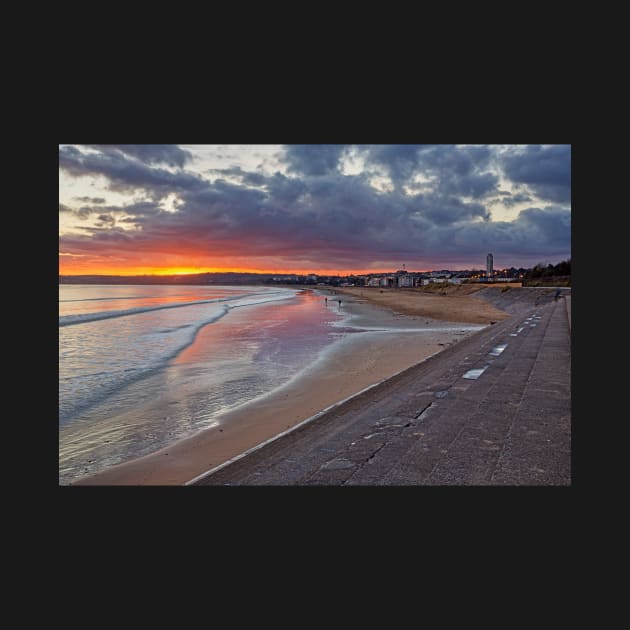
[59,144,571,275]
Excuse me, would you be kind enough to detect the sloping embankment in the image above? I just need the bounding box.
[474,286,570,315]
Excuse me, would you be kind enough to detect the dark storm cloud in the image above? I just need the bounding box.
[488,191,534,208]
[59,145,206,196]
[85,144,193,168]
[95,214,115,226]
[500,145,571,203]
[60,145,571,268]
[436,171,499,199]
[365,144,424,183]
[412,192,490,225]
[74,196,107,204]
[516,206,571,246]
[501,192,533,207]
[363,144,499,198]
[60,199,162,224]
[282,145,346,176]
[207,166,268,187]
[60,203,99,220]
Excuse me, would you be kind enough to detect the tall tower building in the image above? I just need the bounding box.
[486,253,493,278]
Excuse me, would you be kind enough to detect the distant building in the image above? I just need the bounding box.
[487,253,494,278]
[423,277,447,285]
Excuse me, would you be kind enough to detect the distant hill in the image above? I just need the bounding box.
[59,272,289,285]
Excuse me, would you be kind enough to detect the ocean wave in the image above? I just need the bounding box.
[59,296,236,327]
[59,305,231,424]
[59,289,296,327]
[60,295,165,303]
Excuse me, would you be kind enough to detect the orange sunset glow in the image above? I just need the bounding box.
[58,257,399,277]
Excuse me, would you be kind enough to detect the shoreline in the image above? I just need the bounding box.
[73,290,499,485]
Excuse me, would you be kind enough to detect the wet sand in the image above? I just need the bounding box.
[334,286,509,324]
[75,289,496,485]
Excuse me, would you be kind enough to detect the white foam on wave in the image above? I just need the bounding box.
[229,291,297,310]
[59,296,237,327]
[59,288,296,327]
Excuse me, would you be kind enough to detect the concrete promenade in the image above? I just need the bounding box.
[194,291,571,486]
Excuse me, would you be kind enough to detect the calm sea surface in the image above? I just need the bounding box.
[59,284,345,484]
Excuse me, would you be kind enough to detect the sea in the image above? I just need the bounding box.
[59,284,347,484]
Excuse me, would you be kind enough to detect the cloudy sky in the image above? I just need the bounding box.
[59,144,571,275]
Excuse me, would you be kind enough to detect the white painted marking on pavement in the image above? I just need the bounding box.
[488,343,507,356]
[462,366,489,379]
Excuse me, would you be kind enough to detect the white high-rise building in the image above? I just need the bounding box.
[487,253,493,278]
